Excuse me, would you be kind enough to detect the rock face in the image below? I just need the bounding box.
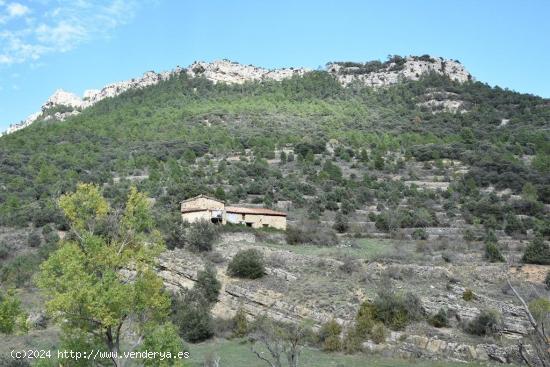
[187,59,308,84]
[155,232,534,364]
[327,56,472,87]
[2,55,472,135]
[2,68,184,135]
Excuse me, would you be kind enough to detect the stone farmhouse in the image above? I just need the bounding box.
[180,195,287,230]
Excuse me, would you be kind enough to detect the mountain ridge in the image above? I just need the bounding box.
[2,55,471,135]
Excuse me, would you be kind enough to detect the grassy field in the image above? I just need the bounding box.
[259,237,414,261]
[186,338,493,367]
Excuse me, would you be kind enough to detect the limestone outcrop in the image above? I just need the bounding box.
[2,55,473,135]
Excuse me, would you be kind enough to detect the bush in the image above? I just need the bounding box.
[356,289,424,332]
[375,289,424,330]
[0,244,9,260]
[355,300,377,337]
[172,289,213,342]
[27,231,42,248]
[370,322,387,344]
[342,329,362,354]
[465,309,500,336]
[485,242,504,262]
[463,289,475,301]
[463,229,476,242]
[232,307,248,338]
[333,212,349,233]
[412,228,428,240]
[0,290,27,334]
[528,298,550,322]
[286,223,339,246]
[227,249,265,279]
[522,236,550,265]
[339,256,359,274]
[187,220,219,252]
[545,271,550,290]
[44,231,60,245]
[318,319,342,352]
[165,222,187,250]
[195,265,221,304]
[429,308,449,328]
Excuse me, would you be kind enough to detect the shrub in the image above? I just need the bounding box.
[232,307,248,338]
[172,289,213,342]
[44,231,60,245]
[285,222,338,246]
[27,231,42,248]
[463,229,476,242]
[528,298,550,322]
[484,229,498,244]
[227,249,265,279]
[374,289,424,330]
[339,256,358,274]
[333,212,349,233]
[545,271,550,290]
[355,300,377,337]
[485,242,504,262]
[0,244,9,260]
[0,290,27,334]
[370,322,387,344]
[356,289,424,332]
[429,308,449,328]
[342,329,362,354]
[187,220,219,252]
[165,222,187,250]
[463,289,475,301]
[412,228,428,240]
[195,265,221,304]
[318,319,342,352]
[522,236,550,265]
[465,309,500,336]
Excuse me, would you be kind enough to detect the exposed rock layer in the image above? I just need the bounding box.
[3,56,472,135]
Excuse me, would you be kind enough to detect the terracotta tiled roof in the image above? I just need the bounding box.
[180,194,225,204]
[225,206,287,217]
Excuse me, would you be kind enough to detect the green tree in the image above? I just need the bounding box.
[172,289,213,343]
[523,236,550,265]
[0,290,28,334]
[138,323,186,367]
[37,184,178,366]
[195,265,221,304]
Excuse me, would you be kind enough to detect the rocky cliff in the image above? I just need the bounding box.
[327,56,471,87]
[2,55,472,135]
[157,232,531,364]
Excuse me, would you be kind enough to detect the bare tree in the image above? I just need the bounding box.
[249,315,311,367]
[507,277,550,367]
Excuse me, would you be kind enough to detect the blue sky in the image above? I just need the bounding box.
[1,0,549,131]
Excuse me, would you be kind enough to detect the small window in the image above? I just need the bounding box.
[245,222,253,227]
[263,224,269,228]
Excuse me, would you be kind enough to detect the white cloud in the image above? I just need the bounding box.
[7,2,29,17]
[0,0,140,65]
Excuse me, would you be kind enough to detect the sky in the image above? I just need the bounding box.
[1,0,549,131]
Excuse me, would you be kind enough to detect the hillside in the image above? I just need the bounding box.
[1,55,550,365]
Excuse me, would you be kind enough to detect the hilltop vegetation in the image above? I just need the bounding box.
[0,69,548,229]
[1,62,550,365]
